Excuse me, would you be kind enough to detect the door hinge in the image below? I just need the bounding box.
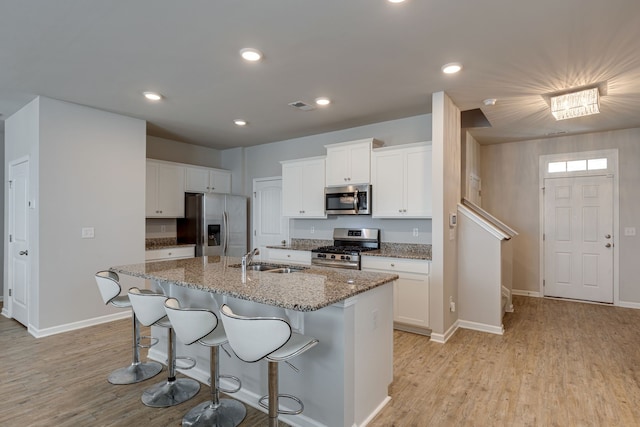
[254,230,256,236]
[253,192,257,198]
[9,289,12,297]
[9,234,12,243]
[8,180,12,189]
[543,280,546,287]
[543,233,545,241]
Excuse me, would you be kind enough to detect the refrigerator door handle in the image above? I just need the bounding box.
[223,211,229,255]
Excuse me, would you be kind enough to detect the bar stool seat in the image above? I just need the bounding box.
[220,304,318,427]
[94,271,162,385]
[165,298,246,427]
[128,287,200,408]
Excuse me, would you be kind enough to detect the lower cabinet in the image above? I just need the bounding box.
[268,248,312,266]
[145,246,195,261]
[361,256,430,334]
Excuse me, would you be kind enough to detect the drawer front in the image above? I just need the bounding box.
[268,248,312,265]
[361,256,429,275]
[145,246,194,261]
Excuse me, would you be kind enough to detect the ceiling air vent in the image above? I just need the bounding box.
[288,101,316,111]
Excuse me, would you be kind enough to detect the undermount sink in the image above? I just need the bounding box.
[266,267,305,274]
[229,263,306,273]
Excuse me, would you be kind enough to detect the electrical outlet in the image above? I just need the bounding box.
[449,296,456,312]
[81,227,95,239]
[413,228,419,237]
[310,226,315,234]
[161,225,166,233]
[624,227,636,236]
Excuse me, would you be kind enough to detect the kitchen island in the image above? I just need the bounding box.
[111,256,398,427]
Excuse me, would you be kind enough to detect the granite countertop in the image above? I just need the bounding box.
[111,256,398,312]
[268,239,432,261]
[145,237,195,251]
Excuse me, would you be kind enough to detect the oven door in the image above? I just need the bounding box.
[325,185,371,215]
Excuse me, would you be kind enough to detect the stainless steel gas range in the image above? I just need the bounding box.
[311,228,380,270]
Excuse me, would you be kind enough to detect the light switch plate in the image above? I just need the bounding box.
[82,227,95,239]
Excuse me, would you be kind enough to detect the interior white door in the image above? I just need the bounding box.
[8,159,30,326]
[253,178,289,261]
[543,175,613,303]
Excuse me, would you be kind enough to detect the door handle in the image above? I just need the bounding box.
[605,234,611,239]
[19,250,28,256]
[605,243,612,248]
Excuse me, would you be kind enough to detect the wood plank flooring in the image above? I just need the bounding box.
[2,296,640,426]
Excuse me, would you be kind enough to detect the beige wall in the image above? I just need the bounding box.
[147,135,221,167]
[481,127,640,304]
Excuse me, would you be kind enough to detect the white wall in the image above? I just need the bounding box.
[0,131,4,300]
[5,97,146,332]
[481,127,640,304]
[430,92,461,340]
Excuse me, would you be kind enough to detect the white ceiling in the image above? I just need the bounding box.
[1,0,639,149]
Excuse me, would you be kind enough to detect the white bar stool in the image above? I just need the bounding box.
[219,304,319,427]
[128,287,200,408]
[94,271,162,385]
[164,298,246,427]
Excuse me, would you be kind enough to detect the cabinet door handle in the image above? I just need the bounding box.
[19,250,28,256]
[390,263,395,267]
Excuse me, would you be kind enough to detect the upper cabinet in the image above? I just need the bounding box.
[185,165,231,194]
[146,160,185,218]
[372,142,432,218]
[281,156,327,218]
[325,138,383,187]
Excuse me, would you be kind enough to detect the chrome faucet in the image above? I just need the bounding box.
[241,248,260,273]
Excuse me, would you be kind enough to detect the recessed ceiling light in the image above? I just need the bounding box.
[234,119,248,126]
[143,91,162,101]
[315,97,331,106]
[240,48,262,62]
[441,63,462,74]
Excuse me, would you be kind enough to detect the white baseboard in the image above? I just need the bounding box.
[512,289,541,297]
[458,319,504,335]
[429,320,459,344]
[616,300,640,309]
[29,311,130,338]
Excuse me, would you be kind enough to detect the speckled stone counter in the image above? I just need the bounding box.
[266,238,332,251]
[111,255,398,312]
[145,237,195,250]
[365,243,432,260]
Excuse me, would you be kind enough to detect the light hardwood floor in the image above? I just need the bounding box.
[2,296,640,426]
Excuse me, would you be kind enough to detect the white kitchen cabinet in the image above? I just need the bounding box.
[324,138,383,187]
[361,256,430,334]
[146,160,185,218]
[268,248,312,266]
[372,142,432,218]
[281,157,327,218]
[145,246,194,261]
[185,165,231,194]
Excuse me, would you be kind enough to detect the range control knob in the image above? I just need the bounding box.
[330,254,336,259]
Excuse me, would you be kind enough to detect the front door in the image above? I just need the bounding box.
[252,178,289,261]
[8,158,30,326]
[543,175,613,303]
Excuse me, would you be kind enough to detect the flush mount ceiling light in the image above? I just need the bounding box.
[483,98,497,106]
[315,97,331,106]
[388,0,407,3]
[240,48,262,62]
[550,87,600,120]
[441,62,462,74]
[143,91,162,101]
[233,119,248,126]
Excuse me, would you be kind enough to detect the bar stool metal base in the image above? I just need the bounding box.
[108,361,163,385]
[182,399,247,427]
[141,377,200,408]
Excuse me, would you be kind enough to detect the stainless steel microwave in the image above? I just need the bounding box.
[325,184,371,215]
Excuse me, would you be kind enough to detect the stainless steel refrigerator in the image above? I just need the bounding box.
[177,192,248,257]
